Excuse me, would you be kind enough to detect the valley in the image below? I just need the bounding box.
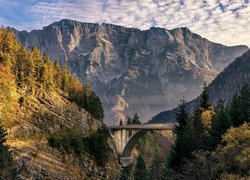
[0,15,250,180]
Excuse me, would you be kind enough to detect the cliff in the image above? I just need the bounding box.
[13,19,248,124]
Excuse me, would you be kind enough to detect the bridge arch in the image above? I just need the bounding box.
[109,123,176,166]
[122,129,174,157]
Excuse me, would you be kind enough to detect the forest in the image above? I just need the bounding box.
[133,83,250,179]
[0,28,104,121]
[0,28,108,177]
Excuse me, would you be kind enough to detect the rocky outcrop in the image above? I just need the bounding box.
[5,89,120,179]
[13,19,248,124]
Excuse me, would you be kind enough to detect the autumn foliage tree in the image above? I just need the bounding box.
[0,28,104,121]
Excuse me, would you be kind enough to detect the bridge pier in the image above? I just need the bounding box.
[120,156,134,167]
[121,129,127,153]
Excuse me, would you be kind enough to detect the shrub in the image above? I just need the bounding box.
[48,127,111,166]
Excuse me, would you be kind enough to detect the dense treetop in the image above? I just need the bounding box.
[165,83,250,179]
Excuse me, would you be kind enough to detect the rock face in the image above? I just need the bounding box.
[150,50,250,123]
[13,19,248,124]
[207,50,250,103]
[5,89,120,179]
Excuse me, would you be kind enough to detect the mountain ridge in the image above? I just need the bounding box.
[150,50,250,123]
[12,19,248,124]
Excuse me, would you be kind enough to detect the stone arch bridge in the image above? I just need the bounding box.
[109,123,176,166]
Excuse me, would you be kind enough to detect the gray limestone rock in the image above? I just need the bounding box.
[13,19,248,124]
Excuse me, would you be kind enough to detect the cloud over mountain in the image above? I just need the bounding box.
[0,0,250,46]
[1,0,249,46]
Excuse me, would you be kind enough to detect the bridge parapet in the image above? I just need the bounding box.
[110,123,176,130]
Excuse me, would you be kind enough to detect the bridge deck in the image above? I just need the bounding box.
[109,123,176,130]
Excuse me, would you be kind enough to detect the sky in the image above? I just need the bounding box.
[0,0,249,47]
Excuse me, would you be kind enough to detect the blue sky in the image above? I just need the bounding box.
[0,0,249,46]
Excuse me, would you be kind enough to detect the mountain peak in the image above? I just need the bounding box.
[13,20,248,124]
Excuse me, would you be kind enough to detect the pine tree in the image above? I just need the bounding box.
[80,88,104,121]
[167,99,194,171]
[132,113,141,124]
[198,82,211,111]
[162,158,175,180]
[94,94,104,121]
[174,99,189,134]
[31,47,43,80]
[60,65,70,91]
[209,99,230,150]
[53,59,60,71]
[134,155,148,180]
[88,92,104,121]
[0,122,15,178]
[38,55,54,90]
[15,46,27,86]
[229,93,241,127]
[229,83,250,127]
[127,116,131,125]
[238,82,250,124]
[149,147,161,180]
[53,59,61,86]
[193,82,211,149]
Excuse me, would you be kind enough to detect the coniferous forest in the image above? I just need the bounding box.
[129,83,250,180]
[162,83,250,179]
[0,28,104,121]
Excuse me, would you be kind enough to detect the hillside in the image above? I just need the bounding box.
[150,50,250,123]
[12,19,248,124]
[0,28,120,179]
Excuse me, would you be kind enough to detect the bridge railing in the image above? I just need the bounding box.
[109,123,177,130]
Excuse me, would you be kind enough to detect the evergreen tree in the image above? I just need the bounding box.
[229,83,250,127]
[60,65,70,91]
[228,93,241,127]
[39,55,54,90]
[174,99,189,134]
[1,29,16,55]
[31,47,43,80]
[162,159,175,180]
[193,82,211,149]
[198,82,211,110]
[132,113,141,124]
[82,90,104,121]
[167,99,194,171]
[15,47,27,86]
[209,99,230,150]
[87,91,104,121]
[53,59,60,71]
[53,59,61,86]
[238,82,250,124]
[0,122,15,178]
[127,116,131,125]
[86,127,110,166]
[149,147,161,180]
[134,155,148,180]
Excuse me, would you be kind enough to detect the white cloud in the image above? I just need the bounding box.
[2,0,250,47]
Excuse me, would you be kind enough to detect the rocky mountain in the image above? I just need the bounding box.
[12,19,248,124]
[150,50,250,123]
